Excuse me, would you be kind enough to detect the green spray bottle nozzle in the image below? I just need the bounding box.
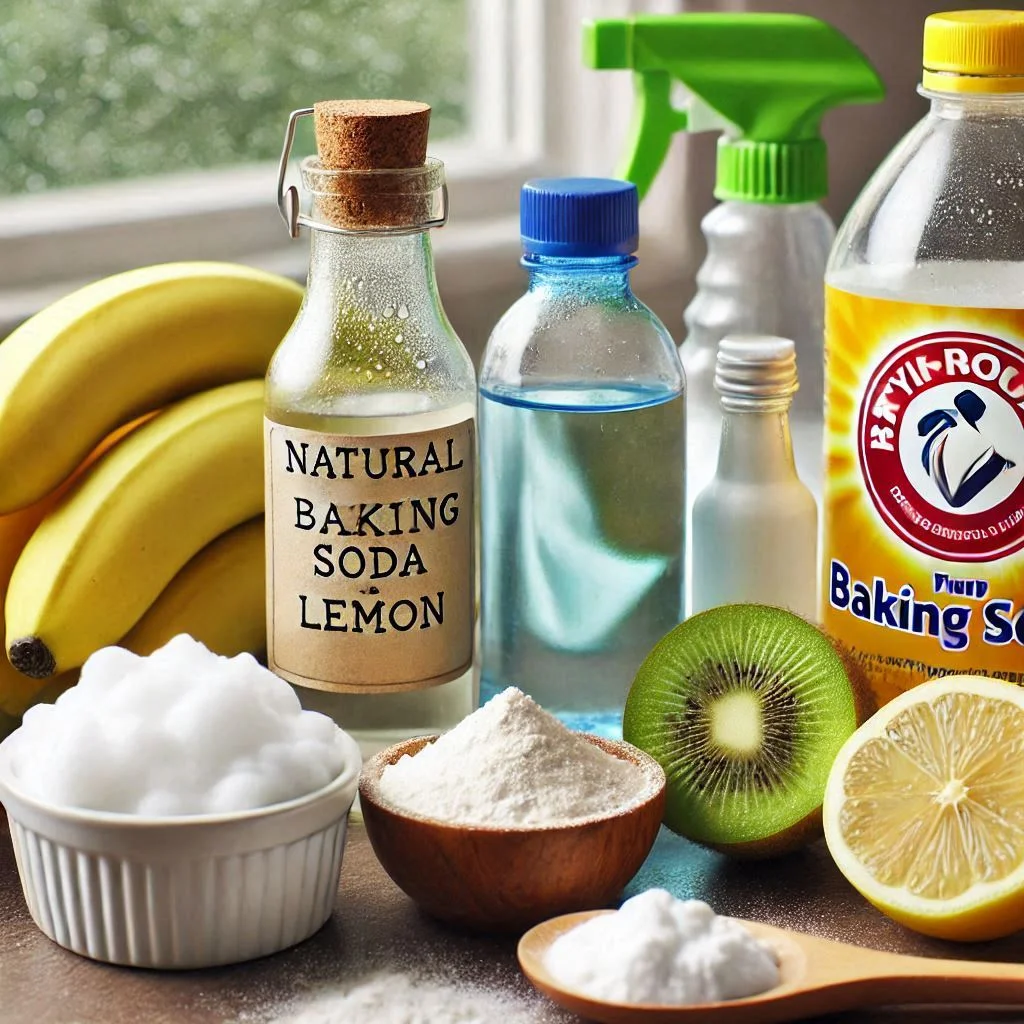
[583,13,885,202]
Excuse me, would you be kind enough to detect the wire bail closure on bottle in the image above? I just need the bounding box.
[276,108,449,238]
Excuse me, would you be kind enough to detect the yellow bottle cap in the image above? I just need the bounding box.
[923,10,1024,93]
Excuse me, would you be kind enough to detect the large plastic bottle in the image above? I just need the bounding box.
[823,11,1024,707]
[584,13,884,544]
[478,179,686,738]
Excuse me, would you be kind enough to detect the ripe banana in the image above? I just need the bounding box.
[0,262,301,513]
[0,504,62,716]
[0,418,150,716]
[124,517,265,658]
[6,380,264,678]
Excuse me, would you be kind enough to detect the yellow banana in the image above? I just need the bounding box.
[0,503,63,716]
[0,262,301,513]
[0,418,151,716]
[123,516,265,658]
[6,380,264,678]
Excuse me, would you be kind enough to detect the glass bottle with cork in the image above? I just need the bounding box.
[265,100,476,755]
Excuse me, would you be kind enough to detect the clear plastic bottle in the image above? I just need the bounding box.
[479,179,686,737]
[823,11,1024,705]
[692,335,817,619]
[265,103,476,756]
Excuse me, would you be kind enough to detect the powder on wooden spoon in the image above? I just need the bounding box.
[378,687,647,827]
[546,889,780,1005]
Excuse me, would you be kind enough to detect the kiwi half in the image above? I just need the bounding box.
[623,604,873,859]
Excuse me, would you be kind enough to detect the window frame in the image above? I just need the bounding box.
[0,0,684,336]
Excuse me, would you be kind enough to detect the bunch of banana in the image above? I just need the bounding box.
[0,262,303,726]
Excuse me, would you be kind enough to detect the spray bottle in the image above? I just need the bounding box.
[584,14,884,546]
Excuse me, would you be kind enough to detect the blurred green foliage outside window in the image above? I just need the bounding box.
[0,0,468,196]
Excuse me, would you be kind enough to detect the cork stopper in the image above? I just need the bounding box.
[313,100,430,171]
[307,99,436,230]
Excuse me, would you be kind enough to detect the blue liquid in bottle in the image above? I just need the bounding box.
[479,179,686,736]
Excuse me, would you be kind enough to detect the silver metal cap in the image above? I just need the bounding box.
[714,334,799,410]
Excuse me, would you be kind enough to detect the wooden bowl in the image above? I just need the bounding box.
[359,734,666,933]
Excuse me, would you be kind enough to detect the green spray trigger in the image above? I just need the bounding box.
[615,70,689,198]
[583,13,885,202]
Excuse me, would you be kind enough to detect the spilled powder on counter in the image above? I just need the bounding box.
[261,972,553,1024]
[545,889,780,1005]
[378,687,647,827]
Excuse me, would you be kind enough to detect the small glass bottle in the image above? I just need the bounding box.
[479,178,686,737]
[691,335,817,618]
[264,101,476,757]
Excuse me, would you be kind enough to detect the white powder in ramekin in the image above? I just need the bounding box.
[378,687,647,827]
[6,634,352,816]
[545,889,780,1005]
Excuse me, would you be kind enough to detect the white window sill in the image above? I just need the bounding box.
[0,146,531,335]
[0,188,686,345]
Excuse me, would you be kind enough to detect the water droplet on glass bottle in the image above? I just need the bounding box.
[397,304,409,320]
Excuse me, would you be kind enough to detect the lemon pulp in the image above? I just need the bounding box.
[838,691,1024,901]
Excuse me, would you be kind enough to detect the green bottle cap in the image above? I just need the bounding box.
[715,139,828,204]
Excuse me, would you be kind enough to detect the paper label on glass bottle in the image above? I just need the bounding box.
[823,285,1024,708]
[264,416,475,693]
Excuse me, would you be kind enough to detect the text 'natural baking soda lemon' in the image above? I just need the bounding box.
[824,11,1024,706]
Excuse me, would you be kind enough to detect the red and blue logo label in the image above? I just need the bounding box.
[859,331,1024,563]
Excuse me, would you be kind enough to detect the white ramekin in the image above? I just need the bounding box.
[0,729,361,969]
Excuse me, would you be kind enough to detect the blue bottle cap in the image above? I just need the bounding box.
[520,178,639,258]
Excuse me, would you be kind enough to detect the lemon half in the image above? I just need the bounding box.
[823,674,1024,941]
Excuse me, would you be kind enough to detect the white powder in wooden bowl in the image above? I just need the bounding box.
[377,687,648,827]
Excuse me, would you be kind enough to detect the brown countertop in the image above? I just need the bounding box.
[2,816,1023,1024]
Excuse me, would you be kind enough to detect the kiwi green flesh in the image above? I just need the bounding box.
[623,604,859,852]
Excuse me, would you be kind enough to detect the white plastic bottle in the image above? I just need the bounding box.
[692,335,817,619]
[684,203,834,507]
[582,12,884,610]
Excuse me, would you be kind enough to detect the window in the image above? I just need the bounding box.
[0,0,469,195]
[0,0,683,337]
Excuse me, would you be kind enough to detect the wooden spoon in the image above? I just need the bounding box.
[518,910,1024,1024]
